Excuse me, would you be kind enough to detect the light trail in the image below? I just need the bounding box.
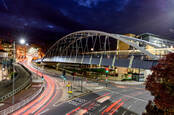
[66,93,110,115]
[12,63,57,115]
[110,102,124,114]
[66,107,81,115]
[102,99,122,114]
[34,78,59,115]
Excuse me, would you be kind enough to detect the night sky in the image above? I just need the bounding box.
[0,0,174,45]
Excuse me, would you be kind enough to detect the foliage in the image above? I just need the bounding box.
[146,53,174,112]
[143,101,164,115]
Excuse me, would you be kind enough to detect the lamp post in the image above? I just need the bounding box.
[12,41,15,104]
[12,38,26,104]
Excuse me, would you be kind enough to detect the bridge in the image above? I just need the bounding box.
[35,30,174,69]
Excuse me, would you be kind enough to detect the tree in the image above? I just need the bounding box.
[143,101,164,115]
[145,53,174,113]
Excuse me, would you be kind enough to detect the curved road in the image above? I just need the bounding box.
[12,63,64,115]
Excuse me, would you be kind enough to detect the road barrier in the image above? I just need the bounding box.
[0,64,32,102]
[0,78,31,102]
[0,83,45,115]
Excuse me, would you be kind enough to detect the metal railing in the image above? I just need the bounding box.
[0,77,31,102]
[0,83,44,115]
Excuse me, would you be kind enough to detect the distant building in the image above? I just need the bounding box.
[138,33,174,48]
[0,39,13,58]
[27,44,45,62]
[16,44,27,62]
[0,49,8,58]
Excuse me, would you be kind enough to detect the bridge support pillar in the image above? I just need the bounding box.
[56,63,60,70]
[41,65,45,70]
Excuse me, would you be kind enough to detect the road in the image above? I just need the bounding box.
[12,63,65,115]
[29,65,153,115]
[13,63,153,115]
[41,84,153,115]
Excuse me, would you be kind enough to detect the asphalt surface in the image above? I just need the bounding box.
[42,84,153,115]
[12,63,64,115]
[14,63,153,115]
[29,65,153,115]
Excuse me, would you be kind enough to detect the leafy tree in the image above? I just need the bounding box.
[145,53,174,113]
[143,101,164,115]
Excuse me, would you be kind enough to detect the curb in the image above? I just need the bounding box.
[110,81,145,86]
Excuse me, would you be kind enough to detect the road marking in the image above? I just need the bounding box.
[38,108,49,115]
[108,90,148,103]
[122,111,126,115]
[134,99,139,104]
[66,93,110,115]
[67,98,88,106]
[128,105,132,109]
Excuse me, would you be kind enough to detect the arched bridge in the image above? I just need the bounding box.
[35,30,174,69]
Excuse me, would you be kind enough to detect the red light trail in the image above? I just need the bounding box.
[12,63,57,115]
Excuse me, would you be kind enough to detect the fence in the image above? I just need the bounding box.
[0,77,31,102]
[0,83,44,115]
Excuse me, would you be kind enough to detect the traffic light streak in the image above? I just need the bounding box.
[66,93,110,115]
[66,107,81,115]
[102,98,124,115]
[110,102,124,114]
[12,63,56,115]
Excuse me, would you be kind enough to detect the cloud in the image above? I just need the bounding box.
[115,0,130,11]
[73,0,108,8]
[73,0,131,12]
[169,28,174,33]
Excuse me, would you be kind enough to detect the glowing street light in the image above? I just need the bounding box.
[19,38,26,45]
[91,48,94,51]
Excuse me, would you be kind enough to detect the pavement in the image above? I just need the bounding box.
[110,81,145,85]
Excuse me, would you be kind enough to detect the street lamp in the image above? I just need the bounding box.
[12,41,15,104]
[12,38,28,104]
[19,38,26,45]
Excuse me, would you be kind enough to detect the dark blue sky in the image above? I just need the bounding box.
[0,0,174,43]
